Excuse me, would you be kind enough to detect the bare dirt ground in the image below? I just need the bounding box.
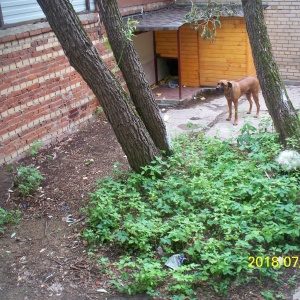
[1,113,300,300]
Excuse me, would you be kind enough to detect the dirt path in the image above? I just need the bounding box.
[0,117,149,300]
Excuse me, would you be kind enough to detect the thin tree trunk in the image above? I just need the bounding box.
[96,0,172,155]
[37,0,161,172]
[241,0,300,143]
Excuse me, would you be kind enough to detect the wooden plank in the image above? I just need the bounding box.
[198,17,251,86]
[155,30,178,58]
[180,24,200,86]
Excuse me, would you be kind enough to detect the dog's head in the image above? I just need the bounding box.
[216,80,232,93]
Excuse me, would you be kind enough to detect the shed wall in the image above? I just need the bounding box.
[155,30,177,58]
[155,17,255,87]
[177,0,300,84]
[180,24,200,87]
[199,17,255,86]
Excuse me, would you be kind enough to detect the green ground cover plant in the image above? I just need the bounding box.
[84,122,300,299]
[15,166,45,196]
[29,140,42,156]
[0,208,21,234]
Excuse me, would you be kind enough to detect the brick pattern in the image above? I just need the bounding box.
[177,0,300,84]
[264,1,300,83]
[0,14,117,165]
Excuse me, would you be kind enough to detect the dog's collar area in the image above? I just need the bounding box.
[226,86,233,100]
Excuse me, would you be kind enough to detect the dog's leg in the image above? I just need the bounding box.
[226,98,232,121]
[233,101,238,125]
[252,93,260,118]
[245,93,253,114]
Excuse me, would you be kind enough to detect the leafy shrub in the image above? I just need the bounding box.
[0,208,21,234]
[84,123,300,298]
[15,166,45,196]
[29,140,42,156]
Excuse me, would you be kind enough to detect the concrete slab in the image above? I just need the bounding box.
[163,86,300,140]
[163,105,220,136]
[294,287,300,300]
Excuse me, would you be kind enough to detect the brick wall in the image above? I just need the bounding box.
[176,0,300,84]
[0,14,115,165]
[0,1,174,166]
[264,1,300,84]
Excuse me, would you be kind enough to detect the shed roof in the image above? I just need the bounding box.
[130,5,245,32]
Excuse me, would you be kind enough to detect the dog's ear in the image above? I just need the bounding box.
[228,82,232,88]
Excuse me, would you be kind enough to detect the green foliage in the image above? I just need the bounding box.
[261,290,275,300]
[0,208,21,234]
[96,106,104,116]
[286,136,300,151]
[102,17,139,74]
[184,1,238,43]
[15,166,45,196]
[6,165,14,172]
[29,140,42,156]
[83,123,300,298]
[122,17,139,41]
[111,255,167,296]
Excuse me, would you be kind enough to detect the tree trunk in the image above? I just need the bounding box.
[96,0,172,155]
[37,0,161,173]
[241,0,300,143]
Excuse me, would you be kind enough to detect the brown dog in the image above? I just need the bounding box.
[216,76,260,125]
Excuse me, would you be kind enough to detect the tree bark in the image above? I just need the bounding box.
[241,0,300,143]
[37,0,162,172]
[96,0,172,155]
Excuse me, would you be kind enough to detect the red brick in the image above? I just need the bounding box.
[42,48,52,55]
[2,58,14,66]
[27,74,37,81]
[53,46,61,51]
[27,83,40,91]
[29,29,43,37]
[0,83,11,91]
[0,35,16,43]
[28,47,36,54]
[8,90,23,98]
[0,54,8,60]
[32,51,41,57]
[4,70,19,79]
[15,32,30,40]
[41,27,51,33]
[37,39,48,46]
[20,54,31,61]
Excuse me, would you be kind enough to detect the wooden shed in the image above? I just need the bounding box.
[133,5,256,98]
[154,17,255,87]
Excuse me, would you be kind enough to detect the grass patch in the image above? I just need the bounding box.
[83,122,300,298]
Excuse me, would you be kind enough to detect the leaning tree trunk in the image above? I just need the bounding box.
[96,0,172,155]
[37,0,161,173]
[241,0,300,143]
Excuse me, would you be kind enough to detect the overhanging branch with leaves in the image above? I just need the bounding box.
[184,1,239,43]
